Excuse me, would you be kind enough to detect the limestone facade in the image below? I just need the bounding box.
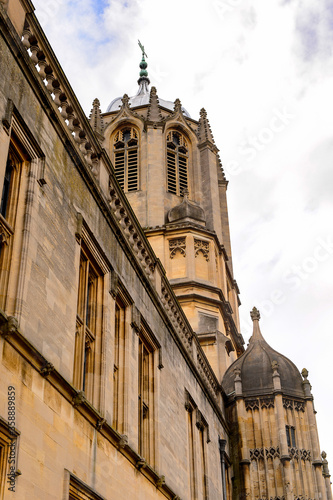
[0,1,331,500]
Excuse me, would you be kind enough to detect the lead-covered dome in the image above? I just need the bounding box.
[222,308,304,399]
[105,48,190,117]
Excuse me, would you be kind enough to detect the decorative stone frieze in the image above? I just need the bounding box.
[261,397,275,409]
[194,238,210,261]
[40,361,55,377]
[245,398,260,411]
[283,398,305,412]
[250,447,280,460]
[169,237,186,259]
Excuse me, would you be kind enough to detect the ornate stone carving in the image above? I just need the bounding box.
[118,434,128,449]
[294,401,305,412]
[245,398,259,411]
[96,418,106,431]
[0,316,19,338]
[250,447,280,461]
[283,398,305,412]
[136,458,146,469]
[250,448,265,460]
[300,449,311,461]
[322,451,331,477]
[289,447,299,460]
[72,391,86,408]
[265,446,280,459]
[283,398,294,410]
[169,237,186,259]
[194,238,210,261]
[156,475,165,488]
[40,362,55,377]
[250,307,260,321]
[261,397,275,409]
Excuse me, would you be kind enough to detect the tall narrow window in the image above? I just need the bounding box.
[286,425,296,448]
[113,299,125,432]
[188,407,196,499]
[0,145,24,310]
[113,127,139,192]
[166,130,189,195]
[138,334,154,462]
[74,243,104,403]
[199,426,208,500]
[0,158,14,219]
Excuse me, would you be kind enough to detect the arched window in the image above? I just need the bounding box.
[166,130,188,195]
[113,126,139,192]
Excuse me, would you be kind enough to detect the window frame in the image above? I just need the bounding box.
[0,417,20,500]
[166,130,189,196]
[66,471,105,500]
[112,126,139,192]
[0,136,27,311]
[74,225,109,408]
[137,322,160,466]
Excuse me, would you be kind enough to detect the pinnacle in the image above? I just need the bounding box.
[250,307,260,321]
[197,107,215,145]
[147,86,162,121]
[249,307,264,343]
[89,97,104,136]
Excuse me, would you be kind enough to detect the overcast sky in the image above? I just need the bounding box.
[32,0,333,466]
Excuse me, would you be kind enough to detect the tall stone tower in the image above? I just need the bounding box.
[95,47,244,381]
[222,308,332,500]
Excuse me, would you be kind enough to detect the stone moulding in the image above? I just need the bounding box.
[245,397,275,411]
[249,446,280,461]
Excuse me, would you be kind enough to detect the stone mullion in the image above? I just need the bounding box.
[91,274,104,410]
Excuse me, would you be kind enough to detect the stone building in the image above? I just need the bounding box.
[0,1,331,499]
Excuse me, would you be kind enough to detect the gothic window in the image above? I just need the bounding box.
[113,126,139,192]
[138,333,154,462]
[0,418,19,497]
[286,425,296,448]
[0,144,25,310]
[166,130,189,195]
[74,242,104,404]
[185,390,210,499]
[113,298,126,432]
[68,473,104,500]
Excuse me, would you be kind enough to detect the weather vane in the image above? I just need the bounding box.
[138,40,148,59]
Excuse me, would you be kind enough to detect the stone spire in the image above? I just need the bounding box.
[147,86,162,122]
[197,108,215,145]
[89,98,104,138]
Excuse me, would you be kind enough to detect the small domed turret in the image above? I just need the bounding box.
[222,307,304,399]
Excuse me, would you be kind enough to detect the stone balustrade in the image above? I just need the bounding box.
[21,20,100,178]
